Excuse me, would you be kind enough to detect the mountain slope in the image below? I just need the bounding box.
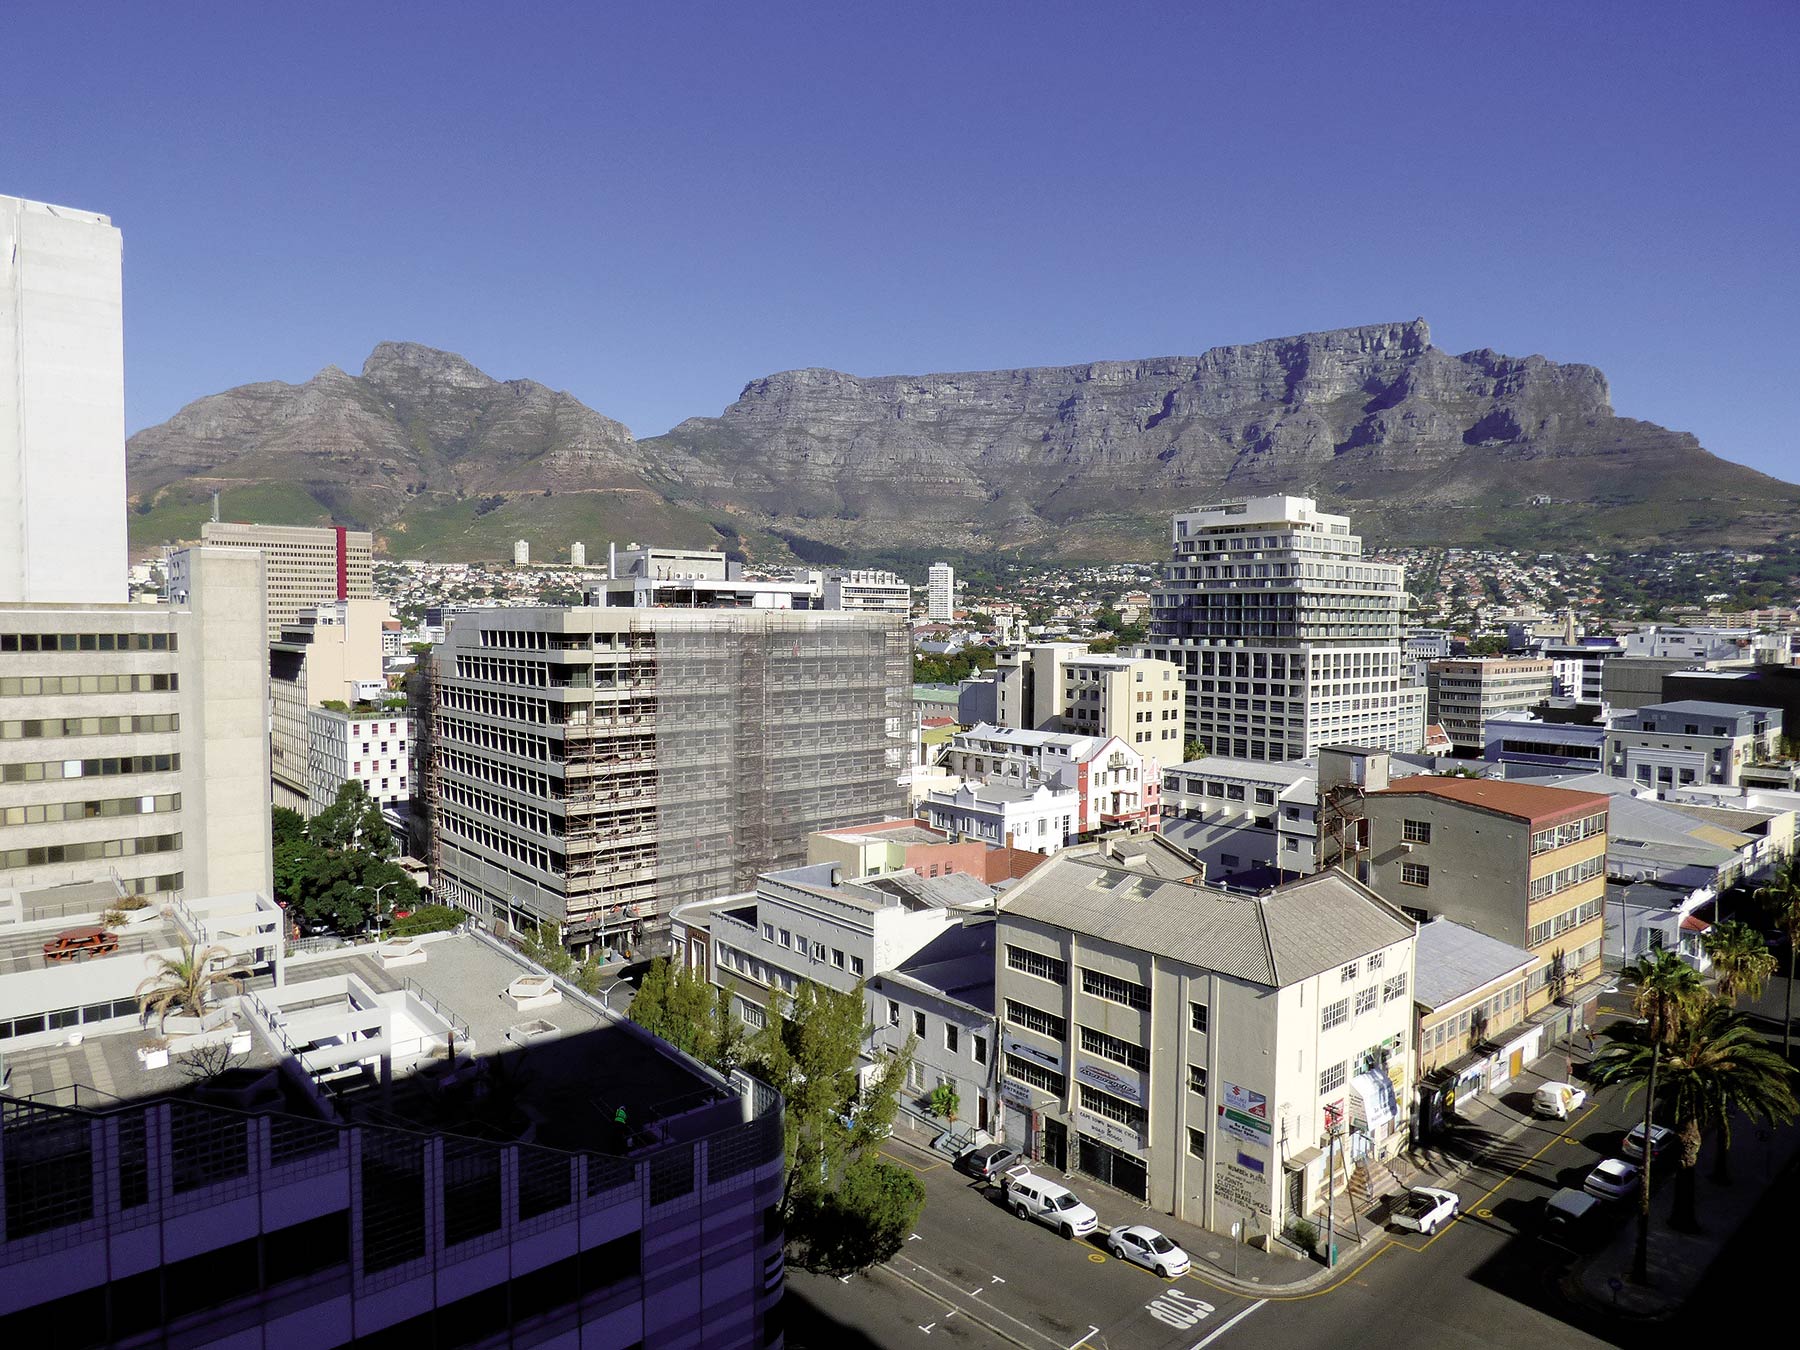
[126,324,1799,561]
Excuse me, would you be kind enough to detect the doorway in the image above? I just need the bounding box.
[1041,1118,1068,1171]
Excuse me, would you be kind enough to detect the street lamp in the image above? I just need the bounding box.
[364,880,401,940]
[599,981,628,1013]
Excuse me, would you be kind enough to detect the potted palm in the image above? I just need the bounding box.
[136,939,236,1035]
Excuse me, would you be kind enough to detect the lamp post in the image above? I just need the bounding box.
[364,880,400,940]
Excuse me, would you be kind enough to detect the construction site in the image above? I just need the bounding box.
[416,607,911,956]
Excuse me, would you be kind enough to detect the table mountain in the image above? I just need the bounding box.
[127,322,1799,561]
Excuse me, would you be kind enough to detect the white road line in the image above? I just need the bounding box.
[1188,1298,1267,1350]
[918,1322,935,1334]
[892,1256,1063,1349]
[1065,1326,1099,1350]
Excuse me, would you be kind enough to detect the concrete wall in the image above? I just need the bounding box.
[0,196,126,605]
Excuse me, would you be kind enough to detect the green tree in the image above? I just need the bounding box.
[746,979,919,1270]
[1182,739,1205,763]
[928,1082,960,1125]
[272,806,306,848]
[310,781,396,857]
[1757,855,1800,1060]
[271,785,419,936]
[1590,951,1706,1278]
[136,939,237,1030]
[627,957,745,1075]
[1594,1002,1797,1225]
[1703,920,1777,1007]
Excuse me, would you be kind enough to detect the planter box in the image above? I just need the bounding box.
[137,1046,169,1071]
[119,905,160,927]
[379,939,426,969]
[505,974,562,1012]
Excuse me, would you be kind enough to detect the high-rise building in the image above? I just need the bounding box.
[191,521,374,642]
[985,643,1186,759]
[1139,495,1414,762]
[514,539,530,566]
[928,562,956,621]
[0,195,127,604]
[570,540,586,566]
[1425,657,1554,753]
[1,544,273,907]
[269,599,392,811]
[423,606,910,952]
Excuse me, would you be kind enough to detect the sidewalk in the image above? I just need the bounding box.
[1566,1110,1800,1319]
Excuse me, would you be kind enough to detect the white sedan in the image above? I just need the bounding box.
[1108,1224,1192,1278]
[1583,1157,1641,1200]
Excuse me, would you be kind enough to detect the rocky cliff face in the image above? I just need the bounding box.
[127,324,1798,559]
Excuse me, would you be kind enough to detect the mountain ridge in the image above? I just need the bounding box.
[126,320,1800,561]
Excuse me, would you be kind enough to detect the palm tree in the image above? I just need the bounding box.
[1591,950,1704,1282]
[1756,856,1800,1060]
[1594,1002,1797,1223]
[136,940,235,1031]
[1702,920,1777,1007]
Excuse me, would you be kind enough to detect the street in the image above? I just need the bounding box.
[788,1026,1684,1349]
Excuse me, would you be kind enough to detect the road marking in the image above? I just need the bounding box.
[1187,1297,1267,1349]
[1065,1327,1099,1350]
[839,1273,853,1283]
[891,1255,1064,1349]
[1088,1251,1106,1262]
[918,1323,935,1334]
[1475,1208,1495,1219]
[991,1275,1006,1284]
[909,1232,922,1241]
[1147,1287,1214,1329]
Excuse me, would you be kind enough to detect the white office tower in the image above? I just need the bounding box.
[0,195,126,603]
[570,540,586,566]
[927,562,955,621]
[514,538,530,566]
[1141,495,1416,762]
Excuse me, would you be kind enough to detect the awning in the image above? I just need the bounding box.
[1284,1146,1323,1172]
[1349,1071,1398,1134]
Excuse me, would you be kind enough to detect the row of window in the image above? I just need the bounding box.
[0,673,176,697]
[455,655,551,688]
[1529,812,1606,856]
[439,807,555,875]
[1424,979,1527,1051]
[440,779,553,838]
[1528,854,1604,902]
[885,1000,988,1064]
[1078,1082,1145,1131]
[1527,897,1605,949]
[1079,1025,1148,1073]
[1004,1053,1064,1096]
[1340,951,1386,982]
[438,686,550,724]
[0,752,179,783]
[0,832,181,870]
[0,712,179,741]
[1005,944,1067,984]
[0,792,179,828]
[0,631,176,653]
[436,747,554,799]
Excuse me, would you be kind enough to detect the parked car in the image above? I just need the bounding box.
[1583,1157,1641,1200]
[1108,1224,1192,1278]
[1532,1082,1588,1119]
[999,1166,1099,1239]
[1542,1187,1606,1248]
[1621,1123,1675,1162]
[1389,1186,1461,1236]
[955,1143,1019,1182]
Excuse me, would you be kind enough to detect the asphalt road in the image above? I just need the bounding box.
[789,999,1680,1350]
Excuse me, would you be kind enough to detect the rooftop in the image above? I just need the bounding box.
[999,844,1411,987]
[1372,775,1609,824]
[1412,919,1540,1010]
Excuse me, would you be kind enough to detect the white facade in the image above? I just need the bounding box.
[1160,756,1319,875]
[570,540,586,566]
[0,195,126,605]
[928,562,956,622]
[513,539,530,566]
[922,781,1077,854]
[1141,496,1416,762]
[943,724,1156,833]
[824,569,912,615]
[306,707,412,814]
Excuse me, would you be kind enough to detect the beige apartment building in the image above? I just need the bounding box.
[991,643,1185,761]
[1361,777,1608,1037]
[190,521,374,641]
[1426,657,1554,752]
[269,598,392,810]
[0,545,273,909]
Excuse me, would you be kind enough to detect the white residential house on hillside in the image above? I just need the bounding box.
[922,781,1079,855]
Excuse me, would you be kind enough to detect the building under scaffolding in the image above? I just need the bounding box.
[424,607,910,953]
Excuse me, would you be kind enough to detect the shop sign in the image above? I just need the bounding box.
[1075,1060,1144,1105]
[1217,1108,1269,1146]
[1221,1080,1269,1120]
[1004,1033,1064,1073]
[1213,1160,1270,1217]
[1000,1079,1033,1109]
[1075,1109,1145,1156]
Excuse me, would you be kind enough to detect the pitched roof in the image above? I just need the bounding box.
[1373,775,1608,825]
[1412,919,1539,1010]
[998,845,1412,988]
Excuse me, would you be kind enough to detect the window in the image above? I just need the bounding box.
[1355,987,1377,1016]
[1005,999,1067,1040]
[1322,998,1349,1030]
[1005,1054,1065,1095]
[1188,1064,1207,1096]
[945,1024,959,1054]
[1190,1001,1208,1034]
[1402,819,1432,844]
[1006,944,1067,984]
[1187,1127,1206,1159]
[1367,951,1384,971]
[1382,974,1408,1003]
[1339,961,1358,983]
[851,955,864,976]
[779,929,791,948]
[1319,1061,1346,1094]
[913,1010,927,1037]
[888,999,900,1026]
[831,949,845,969]
[1081,969,1150,1011]
[1400,862,1430,887]
[972,1034,988,1065]
[1079,1025,1148,1072]
[909,1062,925,1089]
[1078,1083,1145,1130]
[761,923,774,941]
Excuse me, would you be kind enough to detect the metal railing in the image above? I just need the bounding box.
[400,976,473,1045]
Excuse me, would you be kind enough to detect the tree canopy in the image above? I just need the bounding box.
[272,782,418,935]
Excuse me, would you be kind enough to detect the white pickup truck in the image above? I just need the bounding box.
[999,1165,1099,1239]
[1389,1186,1460,1236]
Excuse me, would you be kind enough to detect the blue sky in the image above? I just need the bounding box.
[8,2,1797,481]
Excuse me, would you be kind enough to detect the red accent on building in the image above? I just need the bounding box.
[335,526,349,600]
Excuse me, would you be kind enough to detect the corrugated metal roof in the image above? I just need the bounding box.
[1373,775,1609,824]
[1412,919,1539,1009]
[998,844,1411,987]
